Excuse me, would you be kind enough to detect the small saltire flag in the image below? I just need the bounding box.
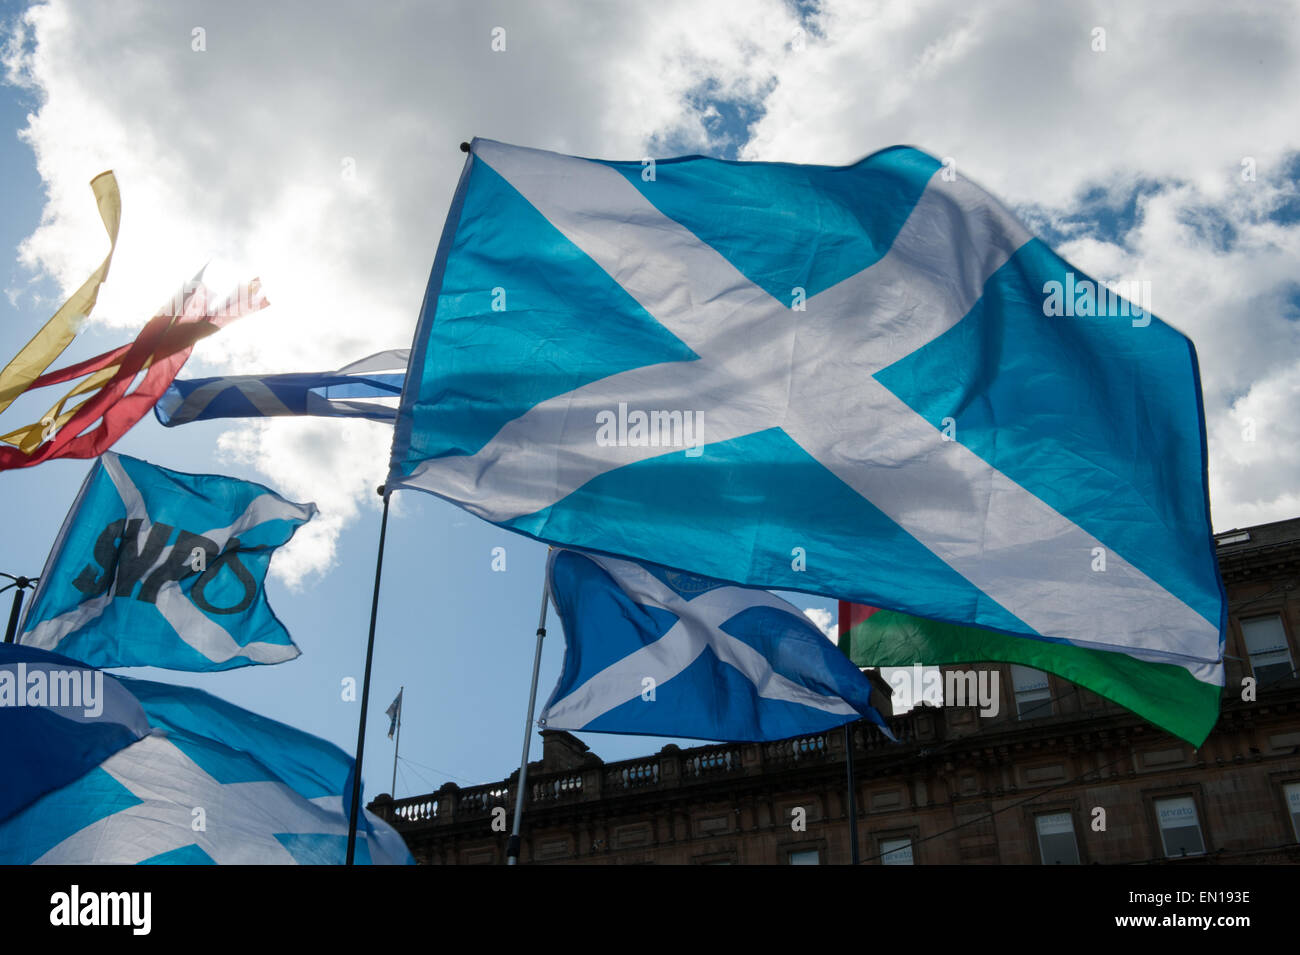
[388,138,1224,678]
[538,549,892,743]
[0,271,267,471]
[839,601,1222,746]
[155,349,408,426]
[0,644,414,864]
[386,688,403,739]
[19,451,315,670]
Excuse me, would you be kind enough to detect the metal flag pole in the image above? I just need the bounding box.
[507,556,551,866]
[845,722,860,864]
[346,486,392,866]
[1,574,37,644]
[390,686,404,798]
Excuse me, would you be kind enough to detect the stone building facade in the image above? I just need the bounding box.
[370,517,1300,864]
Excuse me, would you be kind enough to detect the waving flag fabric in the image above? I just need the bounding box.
[390,138,1224,677]
[386,688,403,740]
[0,171,120,417]
[0,644,151,823]
[155,349,408,426]
[838,601,1221,746]
[20,451,315,671]
[538,549,891,742]
[0,645,414,865]
[0,273,268,471]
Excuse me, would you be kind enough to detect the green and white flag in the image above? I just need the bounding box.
[838,601,1221,746]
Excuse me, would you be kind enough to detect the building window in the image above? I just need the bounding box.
[879,838,913,865]
[1241,616,1295,686]
[787,849,820,865]
[1286,783,1300,842]
[1010,665,1052,719]
[1155,796,1205,857]
[1035,812,1080,865]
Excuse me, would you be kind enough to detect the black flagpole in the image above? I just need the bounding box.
[845,722,860,864]
[507,557,551,866]
[2,574,36,644]
[346,487,391,865]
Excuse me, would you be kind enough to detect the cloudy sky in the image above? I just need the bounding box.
[1,0,1297,795]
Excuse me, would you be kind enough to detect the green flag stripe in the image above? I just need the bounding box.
[845,609,1220,747]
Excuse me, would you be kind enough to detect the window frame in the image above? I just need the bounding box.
[779,837,827,865]
[875,828,918,865]
[1009,664,1053,719]
[1282,780,1300,843]
[1150,792,1208,859]
[1032,809,1082,865]
[1238,613,1296,686]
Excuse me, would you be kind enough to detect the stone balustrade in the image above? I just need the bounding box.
[375,717,916,829]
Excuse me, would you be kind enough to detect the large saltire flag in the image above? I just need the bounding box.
[388,138,1224,681]
[539,549,892,742]
[155,348,408,426]
[838,601,1222,746]
[0,644,415,864]
[19,451,315,670]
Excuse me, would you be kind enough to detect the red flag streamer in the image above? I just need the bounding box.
[0,278,267,472]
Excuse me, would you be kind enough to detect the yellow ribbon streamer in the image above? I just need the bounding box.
[0,170,121,414]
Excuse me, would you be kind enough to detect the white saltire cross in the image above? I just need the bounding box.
[34,733,359,864]
[161,348,409,424]
[539,550,861,730]
[402,140,1218,673]
[164,376,296,424]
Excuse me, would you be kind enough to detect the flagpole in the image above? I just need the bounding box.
[845,722,860,864]
[507,560,550,866]
[390,686,404,797]
[346,487,391,866]
[1,574,35,644]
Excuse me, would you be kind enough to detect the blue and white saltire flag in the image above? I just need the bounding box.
[389,138,1224,683]
[0,644,414,864]
[20,451,316,670]
[539,549,893,743]
[386,688,402,740]
[0,644,151,823]
[154,348,408,426]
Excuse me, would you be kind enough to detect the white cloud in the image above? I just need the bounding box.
[2,0,796,580]
[1209,358,1300,529]
[5,0,1298,584]
[214,416,390,586]
[802,606,836,643]
[745,0,1300,530]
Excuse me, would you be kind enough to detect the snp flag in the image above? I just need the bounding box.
[389,138,1224,677]
[0,645,414,865]
[155,349,408,426]
[539,549,892,743]
[20,451,315,670]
